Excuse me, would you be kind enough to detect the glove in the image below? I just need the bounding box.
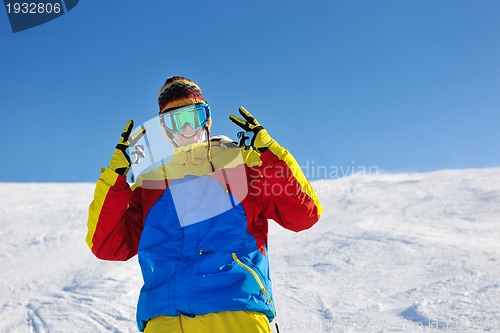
[109,120,146,175]
[229,107,274,151]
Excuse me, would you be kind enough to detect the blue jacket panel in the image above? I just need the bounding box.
[136,176,274,331]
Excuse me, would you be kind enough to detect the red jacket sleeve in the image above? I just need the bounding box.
[256,141,323,232]
[86,168,143,261]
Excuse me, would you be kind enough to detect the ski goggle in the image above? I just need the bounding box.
[160,104,211,134]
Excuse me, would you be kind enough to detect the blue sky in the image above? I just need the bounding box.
[1,0,499,182]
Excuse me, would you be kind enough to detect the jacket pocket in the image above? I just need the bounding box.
[232,253,275,316]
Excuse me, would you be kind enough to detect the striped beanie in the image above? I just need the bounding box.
[158,76,207,113]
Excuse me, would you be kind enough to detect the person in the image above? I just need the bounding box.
[86,76,322,333]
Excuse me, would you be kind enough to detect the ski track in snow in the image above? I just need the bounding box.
[1,168,499,332]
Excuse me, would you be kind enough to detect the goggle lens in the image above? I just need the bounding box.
[161,104,210,133]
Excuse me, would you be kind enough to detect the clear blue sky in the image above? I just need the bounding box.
[1,0,499,182]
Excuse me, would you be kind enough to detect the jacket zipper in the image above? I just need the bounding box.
[232,253,276,315]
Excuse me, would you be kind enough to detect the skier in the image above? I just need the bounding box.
[86,76,322,332]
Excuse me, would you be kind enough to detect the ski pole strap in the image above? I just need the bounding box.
[270,318,281,333]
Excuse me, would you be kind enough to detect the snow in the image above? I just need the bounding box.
[1,168,499,332]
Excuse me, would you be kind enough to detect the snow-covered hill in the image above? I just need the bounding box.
[1,168,499,332]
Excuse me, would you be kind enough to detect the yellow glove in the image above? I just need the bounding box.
[229,107,274,151]
[109,120,146,175]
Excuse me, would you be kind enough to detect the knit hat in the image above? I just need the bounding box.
[158,76,207,113]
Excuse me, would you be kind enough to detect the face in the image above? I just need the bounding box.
[171,124,206,146]
[160,103,211,146]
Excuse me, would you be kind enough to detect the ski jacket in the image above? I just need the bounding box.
[86,137,322,332]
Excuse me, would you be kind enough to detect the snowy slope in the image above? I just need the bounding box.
[1,168,499,333]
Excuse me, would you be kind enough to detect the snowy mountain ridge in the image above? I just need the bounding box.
[0,167,499,332]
